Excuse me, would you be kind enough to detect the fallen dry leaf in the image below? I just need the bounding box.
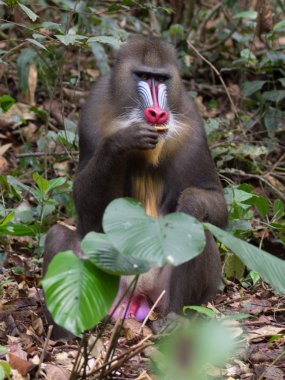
[248,325,285,341]
[44,364,70,380]
[123,318,152,341]
[0,156,9,174]
[0,142,12,156]
[8,353,35,376]
[53,160,71,176]
[43,99,64,127]
[21,123,37,142]
[86,68,100,79]
[254,364,284,380]
[32,316,45,336]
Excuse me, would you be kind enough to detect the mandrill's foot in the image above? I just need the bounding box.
[111,294,150,322]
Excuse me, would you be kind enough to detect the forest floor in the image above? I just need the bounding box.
[1,248,285,379]
[1,12,285,377]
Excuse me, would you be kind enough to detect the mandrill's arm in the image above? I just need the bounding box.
[73,93,159,236]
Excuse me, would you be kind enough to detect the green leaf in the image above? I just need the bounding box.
[3,0,18,5]
[0,361,11,380]
[33,173,49,195]
[0,95,15,111]
[15,202,34,223]
[273,19,285,31]
[183,306,216,318]
[57,130,77,146]
[238,144,268,159]
[0,212,15,227]
[0,223,41,236]
[37,198,56,218]
[262,90,285,103]
[240,48,256,61]
[168,24,184,38]
[278,78,285,87]
[87,36,122,49]
[42,22,63,32]
[205,223,285,294]
[7,175,38,200]
[242,80,266,97]
[264,108,284,135]
[234,11,257,19]
[46,177,66,192]
[251,195,269,218]
[265,51,285,64]
[222,313,252,320]
[224,187,254,210]
[42,251,119,336]
[249,271,260,285]
[18,3,38,21]
[273,199,284,218]
[81,232,150,275]
[103,198,206,267]
[224,253,245,280]
[55,33,86,46]
[26,38,47,51]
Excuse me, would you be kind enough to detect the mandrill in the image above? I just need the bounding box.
[44,36,228,335]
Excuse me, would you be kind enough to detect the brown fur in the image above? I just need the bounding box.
[44,36,228,338]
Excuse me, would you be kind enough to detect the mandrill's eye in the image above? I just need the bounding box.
[135,72,150,81]
[157,75,165,83]
[133,71,171,83]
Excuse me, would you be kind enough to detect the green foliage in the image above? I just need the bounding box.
[43,198,285,336]
[206,223,285,294]
[0,360,11,380]
[81,232,150,275]
[0,3,284,376]
[0,95,15,112]
[103,198,206,267]
[222,184,284,282]
[0,174,71,239]
[42,250,119,336]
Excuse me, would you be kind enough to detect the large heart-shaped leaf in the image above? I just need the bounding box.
[81,232,150,275]
[103,198,206,267]
[42,251,119,336]
[205,223,285,294]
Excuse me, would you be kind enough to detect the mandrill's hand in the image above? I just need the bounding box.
[109,122,159,153]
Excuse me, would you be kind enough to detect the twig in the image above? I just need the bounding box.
[91,334,152,378]
[258,349,285,380]
[101,336,153,375]
[16,151,78,158]
[139,290,165,333]
[1,41,27,59]
[201,28,236,53]
[187,40,240,124]
[266,152,285,175]
[34,325,53,380]
[197,3,221,42]
[99,310,124,380]
[219,168,285,202]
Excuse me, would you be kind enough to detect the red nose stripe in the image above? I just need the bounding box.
[144,79,168,125]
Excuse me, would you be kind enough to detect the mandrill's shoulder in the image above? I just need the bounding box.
[78,75,115,131]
